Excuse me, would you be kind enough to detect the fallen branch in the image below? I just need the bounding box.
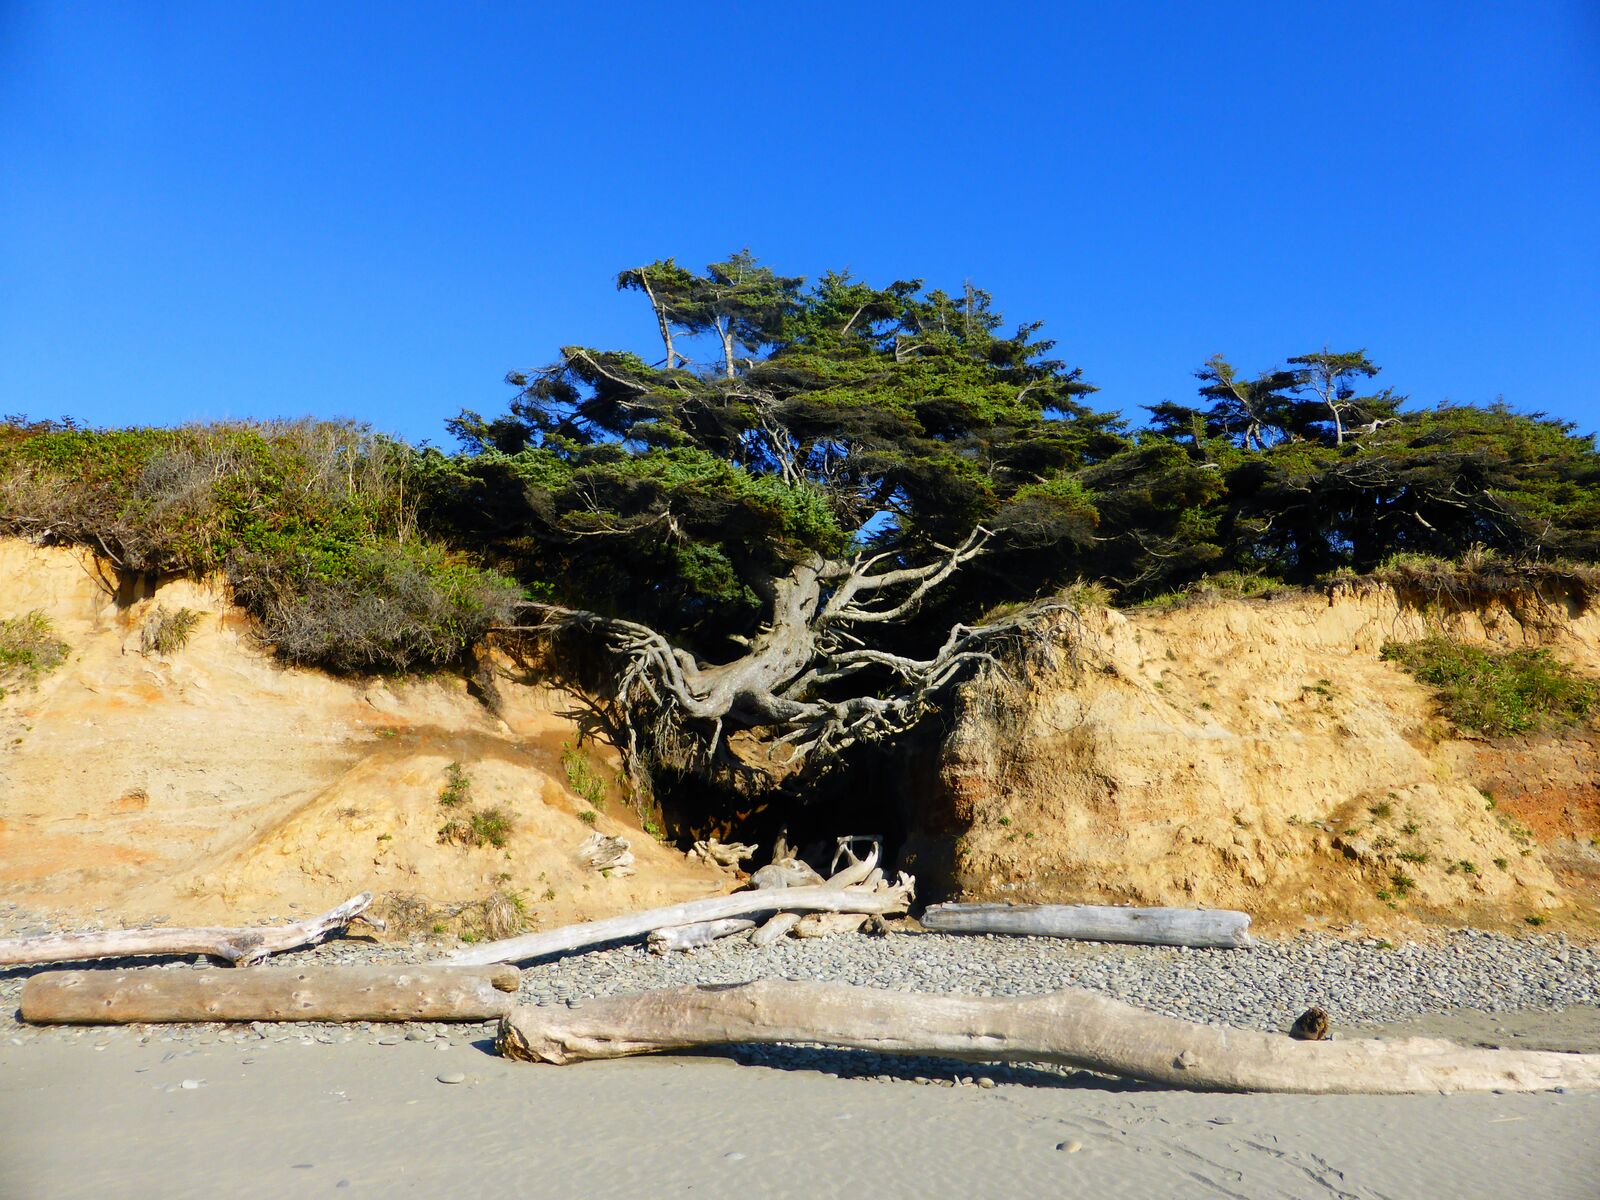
[446,851,911,966]
[0,894,377,968]
[920,903,1254,949]
[23,963,520,1024]
[496,979,1600,1094]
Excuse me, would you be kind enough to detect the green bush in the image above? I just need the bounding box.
[0,610,68,695]
[0,418,525,673]
[1382,636,1597,735]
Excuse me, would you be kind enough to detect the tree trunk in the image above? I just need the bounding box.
[0,894,377,968]
[496,979,1600,1095]
[919,903,1254,949]
[22,963,520,1025]
[445,852,909,966]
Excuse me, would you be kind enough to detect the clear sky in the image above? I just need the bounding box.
[2,2,1597,445]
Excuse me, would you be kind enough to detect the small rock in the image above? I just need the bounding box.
[1057,1140,1083,1153]
[436,1071,466,1085]
[179,1079,203,1090]
[976,1077,997,1089]
[723,1152,746,1162]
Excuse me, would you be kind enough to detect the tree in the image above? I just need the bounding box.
[437,255,1121,781]
[1286,348,1401,446]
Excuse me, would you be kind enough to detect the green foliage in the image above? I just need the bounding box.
[1381,637,1597,736]
[139,606,201,656]
[561,742,608,810]
[438,762,471,809]
[0,418,525,673]
[440,804,515,849]
[0,610,68,696]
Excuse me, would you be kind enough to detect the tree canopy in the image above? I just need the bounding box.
[421,252,1600,788]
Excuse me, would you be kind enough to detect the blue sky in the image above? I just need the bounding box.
[2,2,1597,445]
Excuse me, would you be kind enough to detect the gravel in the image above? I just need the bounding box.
[4,901,1597,1086]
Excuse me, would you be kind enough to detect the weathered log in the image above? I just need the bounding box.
[647,919,757,954]
[0,894,377,968]
[793,912,868,938]
[687,839,756,870]
[749,912,802,948]
[748,859,825,889]
[496,979,1600,1095]
[576,832,635,876]
[447,851,912,966]
[920,903,1254,949]
[22,963,521,1024]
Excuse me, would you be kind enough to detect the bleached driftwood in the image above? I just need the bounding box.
[0,893,378,968]
[687,839,757,870]
[496,979,1600,1095]
[576,832,635,876]
[793,912,868,938]
[750,912,803,947]
[447,850,912,966]
[748,859,825,889]
[22,963,520,1024]
[920,903,1254,949]
[647,919,757,954]
[748,846,881,946]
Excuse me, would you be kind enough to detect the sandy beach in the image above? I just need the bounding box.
[3,1008,1598,1200]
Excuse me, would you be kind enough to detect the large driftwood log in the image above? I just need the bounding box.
[647,919,757,954]
[447,851,911,966]
[22,963,521,1024]
[920,903,1254,949]
[0,894,377,968]
[497,979,1600,1095]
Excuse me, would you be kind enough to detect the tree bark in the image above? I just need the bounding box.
[919,903,1254,949]
[0,894,376,968]
[445,852,910,966]
[22,963,520,1025]
[496,979,1600,1095]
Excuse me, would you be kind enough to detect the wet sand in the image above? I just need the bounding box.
[3,1009,1599,1199]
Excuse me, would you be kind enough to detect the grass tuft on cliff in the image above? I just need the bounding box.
[0,609,69,697]
[0,417,525,673]
[1381,636,1597,736]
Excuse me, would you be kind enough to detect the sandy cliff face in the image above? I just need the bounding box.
[914,585,1600,933]
[0,539,726,927]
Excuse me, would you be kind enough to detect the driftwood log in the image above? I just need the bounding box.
[448,850,910,966]
[920,903,1254,949]
[0,893,377,968]
[647,919,758,954]
[749,911,803,947]
[497,979,1600,1095]
[22,963,521,1024]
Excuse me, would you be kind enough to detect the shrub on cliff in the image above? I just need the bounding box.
[0,418,523,673]
[0,610,68,697]
[1381,637,1597,736]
